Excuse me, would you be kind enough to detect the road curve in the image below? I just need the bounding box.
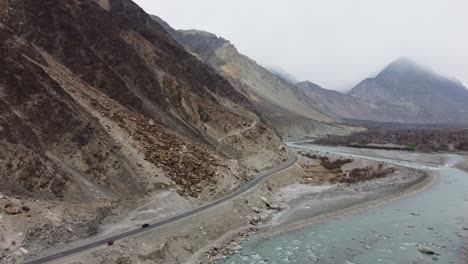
[25,156,298,264]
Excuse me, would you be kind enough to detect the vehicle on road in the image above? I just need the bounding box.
[142,224,150,228]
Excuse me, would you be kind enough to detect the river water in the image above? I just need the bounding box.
[219,144,468,264]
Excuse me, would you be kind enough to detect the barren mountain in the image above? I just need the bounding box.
[153,18,359,138]
[0,0,286,260]
[296,81,419,123]
[349,58,468,123]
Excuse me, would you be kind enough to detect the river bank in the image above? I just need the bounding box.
[193,145,437,263]
[33,145,455,264]
[456,157,468,173]
[215,144,468,264]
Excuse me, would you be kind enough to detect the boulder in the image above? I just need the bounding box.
[247,215,260,225]
[5,204,21,215]
[19,247,29,255]
[418,247,435,255]
[260,196,272,208]
[251,207,260,213]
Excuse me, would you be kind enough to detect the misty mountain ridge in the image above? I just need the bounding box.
[136,15,468,126]
[264,65,299,84]
[349,57,468,123]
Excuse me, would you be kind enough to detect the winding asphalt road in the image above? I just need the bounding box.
[25,156,298,264]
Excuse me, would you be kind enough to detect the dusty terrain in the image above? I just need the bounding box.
[31,146,436,264]
[190,149,434,264]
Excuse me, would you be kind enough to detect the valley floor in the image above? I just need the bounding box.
[11,145,448,264]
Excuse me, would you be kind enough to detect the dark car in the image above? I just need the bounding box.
[107,241,114,246]
[142,223,150,228]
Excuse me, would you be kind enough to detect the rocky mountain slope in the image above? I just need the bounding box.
[152,16,359,138]
[296,81,417,123]
[296,81,369,119]
[296,58,468,124]
[349,58,468,123]
[0,0,286,260]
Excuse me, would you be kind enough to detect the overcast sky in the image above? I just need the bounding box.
[134,0,468,91]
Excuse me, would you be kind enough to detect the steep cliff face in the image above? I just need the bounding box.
[1,0,284,197]
[0,0,287,259]
[0,23,235,201]
[7,0,254,142]
[0,0,284,210]
[349,58,468,123]
[154,21,358,138]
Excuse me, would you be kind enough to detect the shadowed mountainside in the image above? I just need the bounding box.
[0,0,289,260]
[0,0,286,201]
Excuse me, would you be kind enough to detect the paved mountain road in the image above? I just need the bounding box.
[25,156,298,264]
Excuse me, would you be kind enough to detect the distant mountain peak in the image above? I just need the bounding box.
[349,57,468,123]
[378,57,429,78]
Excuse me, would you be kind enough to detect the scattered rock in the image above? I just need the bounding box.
[251,207,260,213]
[180,145,188,153]
[5,204,21,215]
[232,245,243,251]
[260,196,271,208]
[19,247,29,255]
[247,215,260,225]
[417,247,435,255]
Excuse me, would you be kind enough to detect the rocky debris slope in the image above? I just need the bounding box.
[6,0,283,162]
[0,0,286,260]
